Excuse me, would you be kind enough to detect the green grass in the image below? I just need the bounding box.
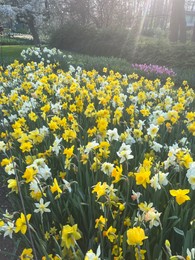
[0,45,32,66]
[0,35,33,46]
[61,50,132,74]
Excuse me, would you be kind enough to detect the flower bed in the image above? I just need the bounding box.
[132,64,176,77]
[0,54,195,259]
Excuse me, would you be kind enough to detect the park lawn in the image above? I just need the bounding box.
[0,45,32,65]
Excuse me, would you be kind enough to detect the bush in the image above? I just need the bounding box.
[49,24,195,69]
[49,22,96,53]
[49,23,134,59]
[86,27,134,58]
[130,40,195,68]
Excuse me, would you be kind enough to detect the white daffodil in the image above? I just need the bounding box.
[0,141,6,152]
[62,179,72,193]
[34,198,51,215]
[117,143,134,163]
[5,162,16,175]
[84,141,99,154]
[131,190,142,203]
[101,162,114,176]
[31,158,45,170]
[39,126,49,136]
[37,163,52,181]
[147,124,159,139]
[144,208,161,229]
[29,179,42,193]
[186,162,195,190]
[52,136,62,156]
[150,171,169,191]
[107,128,119,141]
[3,221,15,239]
[186,248,195,260]
[158,171,169,186]
[84,246,101,260]
[150,174,161,191]
[151,141,163,152]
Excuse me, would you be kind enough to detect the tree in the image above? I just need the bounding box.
[169,0,186,42]
[0,0,49,44]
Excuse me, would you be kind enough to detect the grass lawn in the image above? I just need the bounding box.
[0,45,32,66]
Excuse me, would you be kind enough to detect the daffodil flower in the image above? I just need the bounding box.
[34,198,51,214]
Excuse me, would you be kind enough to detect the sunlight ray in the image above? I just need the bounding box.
[132,0,152,59]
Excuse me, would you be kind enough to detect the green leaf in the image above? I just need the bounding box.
[173,227,184,236]
[168,216,179,220]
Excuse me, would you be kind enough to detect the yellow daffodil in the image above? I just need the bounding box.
[127,227,148,246]
[50,178,62,197]
[15,213,31,234]
[170,189,190,205]
[61,224,81,249]
[103,226,117,243]
[7,179,18,193]
[19,141,33,153]
[20,248,33,260]
[95,215,107,231]
[92,182,108,200]
[22,167,37,183]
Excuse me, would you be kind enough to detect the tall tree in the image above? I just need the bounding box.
[0,0,49,44]
[169,0,186,42]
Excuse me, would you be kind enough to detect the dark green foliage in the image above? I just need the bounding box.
[61,51,132,75]
[49,23,195,69]
[49,22,96,53]
[49,23,134,59]
[86,27,134,59]
[132,41,195,68]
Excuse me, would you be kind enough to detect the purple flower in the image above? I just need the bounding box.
[132,64,176,77]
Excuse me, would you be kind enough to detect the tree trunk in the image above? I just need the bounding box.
[178,0,186,43]
[27,14,40,45]
[169,0,179,42]
[192,23,195,42]
[169,0,186,43]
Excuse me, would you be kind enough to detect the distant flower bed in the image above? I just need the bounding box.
[21,46,73,67]
[132,63,176,77]
[0,49,195,259]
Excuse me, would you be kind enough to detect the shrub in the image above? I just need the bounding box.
[86,27,134,58]
[49,24,195,69]
[130,40,195,68]
[49,22,96,53]
[49,23,134,59]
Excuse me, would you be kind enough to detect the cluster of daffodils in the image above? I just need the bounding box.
[132,63,176,77]
[0,57,195,259]
[20,46,72,66]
